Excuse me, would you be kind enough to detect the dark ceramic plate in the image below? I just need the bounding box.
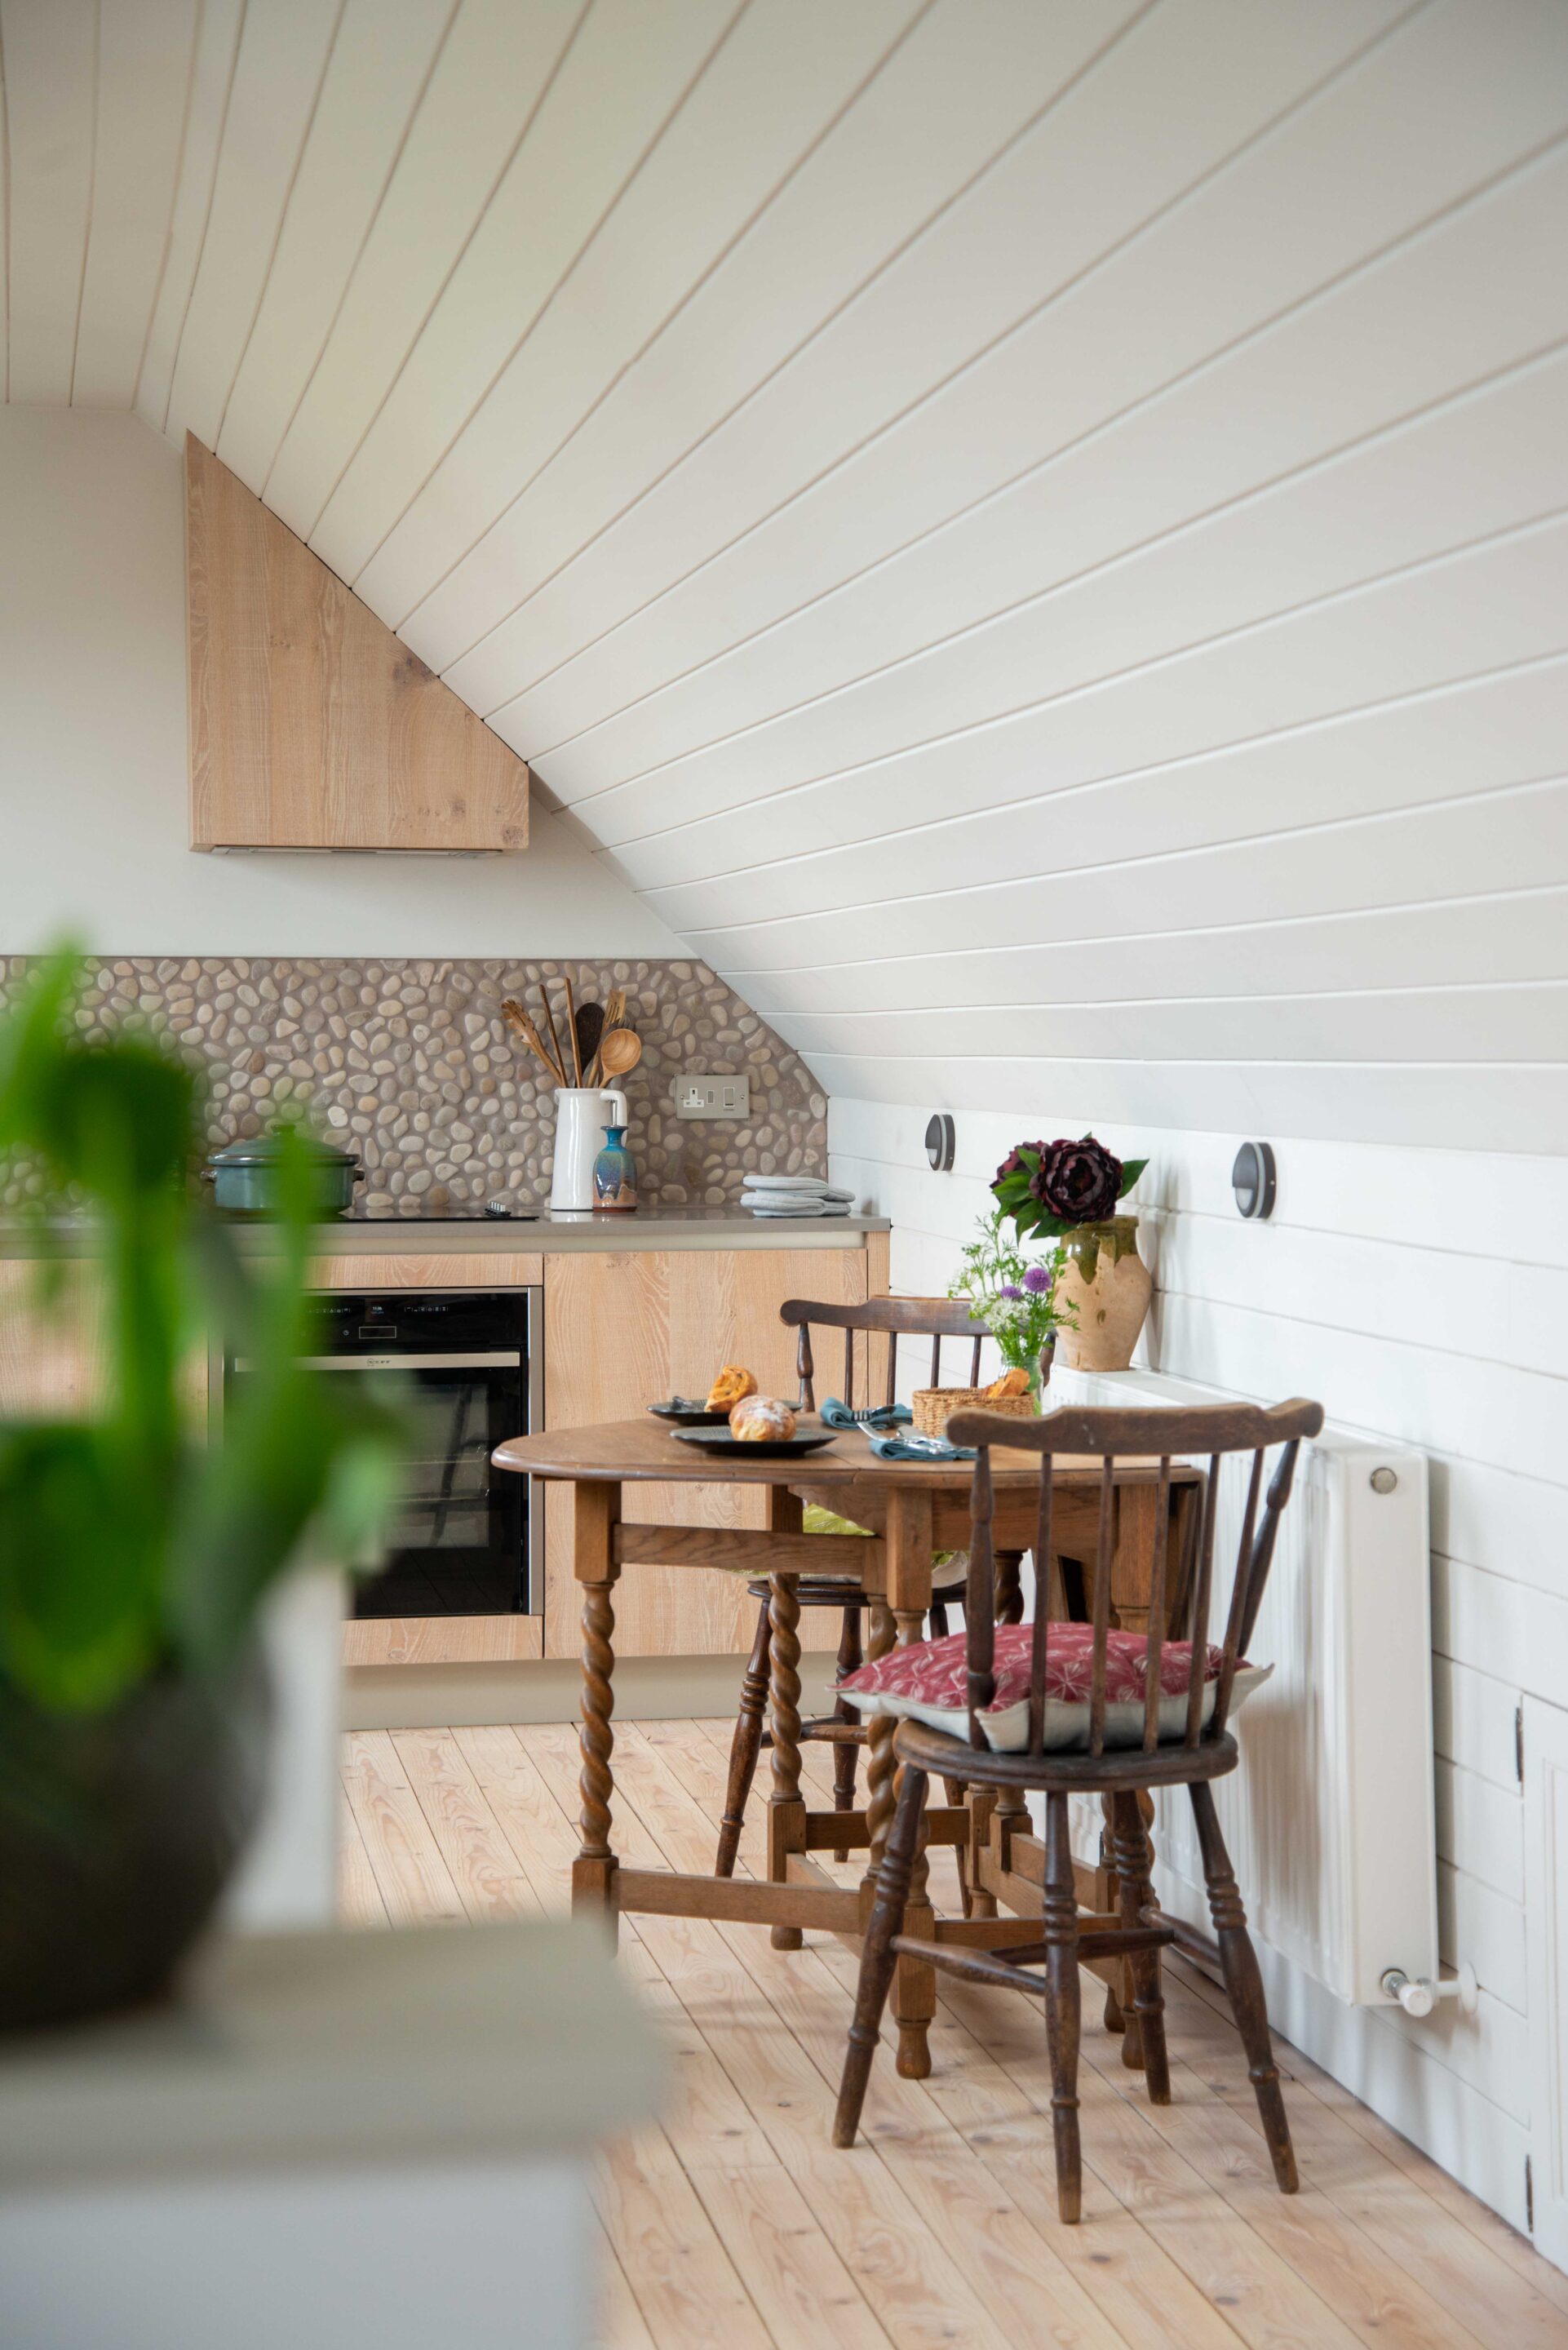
[647,1398,731,1426]
[671,1429,836,1460]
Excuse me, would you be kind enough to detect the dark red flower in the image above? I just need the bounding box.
[1030,1136,1123,1225]
[994,1142,1042,1186]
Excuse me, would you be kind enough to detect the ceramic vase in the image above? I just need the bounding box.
[1053,1216,1153,1372]
[549,1086,628,1212]
[591,1122,639,1213]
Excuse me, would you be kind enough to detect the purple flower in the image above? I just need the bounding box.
[1030,1135,1123,1226]
[994,1141,1043,1186]
[1021,1264,1052,1294]
[999,1283,1024,1300]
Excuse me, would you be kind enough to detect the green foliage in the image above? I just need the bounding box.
[949,1208,1070,1377]
[0,950,405,1714]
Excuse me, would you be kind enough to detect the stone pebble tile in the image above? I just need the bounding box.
[0,957,827,1214]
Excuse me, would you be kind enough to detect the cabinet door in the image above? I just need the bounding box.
[0,1260,108,1415]
[543,1248,870,1659]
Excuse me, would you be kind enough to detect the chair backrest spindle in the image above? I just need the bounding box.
[1141,1457,1173,1754]
[965,1447,996,1745]
[778,1297,997,1424]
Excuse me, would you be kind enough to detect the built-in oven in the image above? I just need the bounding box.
[227,1288,543,1620]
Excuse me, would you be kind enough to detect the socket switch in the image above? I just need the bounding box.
[674,1073,751,1120]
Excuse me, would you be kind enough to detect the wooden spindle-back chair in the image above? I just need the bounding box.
[832,1394,1324,2223]
[714,1296,1040,1893]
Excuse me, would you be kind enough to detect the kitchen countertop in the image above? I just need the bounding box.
[1,1204,889,1259]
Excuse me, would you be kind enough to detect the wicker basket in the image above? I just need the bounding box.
[911,1385,1036,1439]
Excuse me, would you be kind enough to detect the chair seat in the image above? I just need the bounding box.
[890,1714,1242,1791]
[743,1573,967,1607]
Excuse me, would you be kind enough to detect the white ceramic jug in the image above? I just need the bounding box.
[549,1086,629,1213]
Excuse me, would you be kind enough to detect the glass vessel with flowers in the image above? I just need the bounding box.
[950,1208,1070,1413]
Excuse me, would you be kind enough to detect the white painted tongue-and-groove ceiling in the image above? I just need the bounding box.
[3,0,1566,1148]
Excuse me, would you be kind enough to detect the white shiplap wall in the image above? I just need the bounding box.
[831,1096,1565,2232]
[2,0,1564,1150]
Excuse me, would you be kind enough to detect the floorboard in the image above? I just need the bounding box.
[343,1719,1567,2350]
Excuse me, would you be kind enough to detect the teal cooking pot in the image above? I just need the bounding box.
[204,1133,363,1219]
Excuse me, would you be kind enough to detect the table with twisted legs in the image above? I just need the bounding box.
[494,1419,1200,2082]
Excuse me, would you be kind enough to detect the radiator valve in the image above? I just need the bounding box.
[1380,1962,1477,2018]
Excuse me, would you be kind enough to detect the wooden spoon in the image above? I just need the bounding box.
[596,1025,642,1080]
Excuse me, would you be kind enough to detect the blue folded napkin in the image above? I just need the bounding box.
[818,1395,911,1430]
[866,1430,977,1463]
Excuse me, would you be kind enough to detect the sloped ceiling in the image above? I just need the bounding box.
[2,0,1566,1146]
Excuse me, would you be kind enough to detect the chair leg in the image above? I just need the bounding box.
[1190,1780,1297,2194]
[928,1599,950,1639]
[1043,1789,1083,2223]
[715,1598,771,1878]
[1111,1791,1169,2104]
[832,1764,928,2148]
[831,1604,862,1864]
[941,1777,973,1918]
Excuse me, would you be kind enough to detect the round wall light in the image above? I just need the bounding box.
[924,1113,955,1173]
[1231,1141,1277,1220]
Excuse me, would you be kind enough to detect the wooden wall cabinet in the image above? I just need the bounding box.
[186,437,529,854]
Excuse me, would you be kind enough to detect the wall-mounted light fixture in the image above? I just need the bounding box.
[1231,1140,1277,1220]
[924,1113,955,1172]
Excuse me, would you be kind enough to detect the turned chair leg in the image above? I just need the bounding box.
[1111,1791,1169,2104]
[1043,1789,1083,2223]
[1190,1780,1298,2193]
[715,1597,771,1878]
[833,1763,928,2148]
[831,1604,862,1863]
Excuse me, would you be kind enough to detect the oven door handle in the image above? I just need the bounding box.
[235,1352,524,1372]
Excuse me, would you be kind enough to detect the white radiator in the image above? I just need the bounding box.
[1053,1365,1437,2010]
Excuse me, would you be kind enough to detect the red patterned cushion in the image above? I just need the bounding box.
[839,1622,1269,1754]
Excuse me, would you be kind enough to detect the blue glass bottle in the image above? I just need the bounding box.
[591,1122,638,1212]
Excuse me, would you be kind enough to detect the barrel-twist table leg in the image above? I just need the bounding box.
[574,1576,618,1937]
[860,1597,898,1882]
[768,1571,807,1949]
[885,1491,937,2078]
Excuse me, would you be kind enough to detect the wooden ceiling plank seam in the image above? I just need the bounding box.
[390,0,942,651]
[355,0,927,636]
[308,0,749,597]
[261,0,591,541]
[564,321,1568,839]
[135,0,245,433]
[73,0,202,410]
[64,0,99,407]
[118,0,205,419]
[512,132,1568,789]
[600,507,1568,906]
[208,0,349,456]
[458,0,1486,739]
[215,0,463,494]
[432,0,1411,706]
[408,0,1153,676]
[0,0,96,405]
[161,0,343,453]
[648,653,1568,957]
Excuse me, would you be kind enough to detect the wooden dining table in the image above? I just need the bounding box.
[493,1416,1203,2082]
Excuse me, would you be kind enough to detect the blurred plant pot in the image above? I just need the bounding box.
[1054,1217,1153,1372]
[0,1647,269,2035]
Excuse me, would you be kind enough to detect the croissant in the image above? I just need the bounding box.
[706,1363,759,1412]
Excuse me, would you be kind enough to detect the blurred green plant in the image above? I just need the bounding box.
[0,949,405,1713]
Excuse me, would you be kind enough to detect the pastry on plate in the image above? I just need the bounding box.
[985,1365,1031,1399]
[706,1363,758,1412]
[729,1394,797,1442]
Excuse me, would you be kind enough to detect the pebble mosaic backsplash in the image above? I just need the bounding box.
[0,956,827,1216]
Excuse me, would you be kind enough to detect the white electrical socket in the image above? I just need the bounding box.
[673,1073,751,1120]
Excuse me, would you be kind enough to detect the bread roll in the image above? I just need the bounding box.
[729,1394,797,1442]
[706,1363,758,1411]
[985,1366,1031,1399]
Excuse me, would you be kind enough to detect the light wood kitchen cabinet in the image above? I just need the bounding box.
[186,437,529,854]
[0,1260,108,1416]
[542,1244,881,1661]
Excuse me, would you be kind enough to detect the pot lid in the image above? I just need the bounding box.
[206,1132,361,1170]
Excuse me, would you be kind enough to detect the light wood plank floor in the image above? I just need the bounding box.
[342,1720,1568,2350]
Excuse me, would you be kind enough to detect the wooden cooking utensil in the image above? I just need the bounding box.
[596,1025,642,1080]
[536,986,569,1085]
[501,998,564,1084]
[561,973,584,1083]
[604,987,627,1032]
[574,1000,605,1084]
